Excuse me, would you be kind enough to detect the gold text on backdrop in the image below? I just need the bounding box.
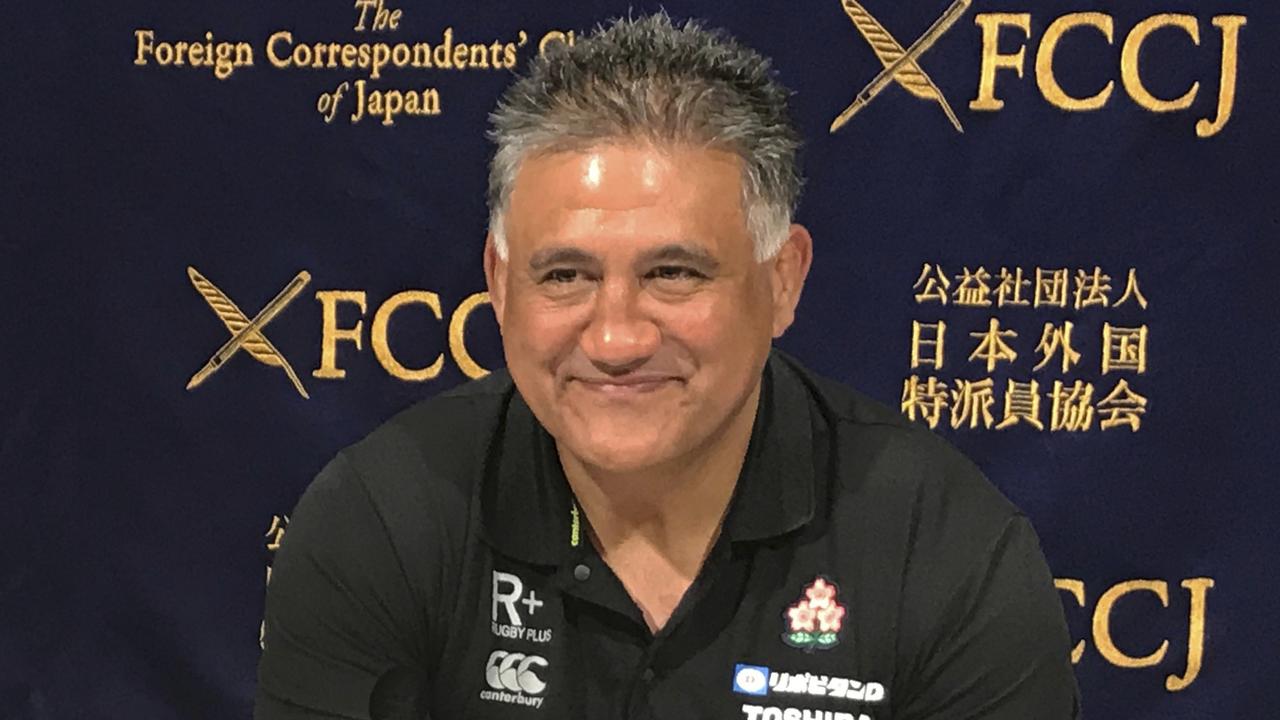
[972,13,1245,137]
[314,289,491,382]
[903,265,1150,433]
[1056,578,1214,691]
[184,268,494,398]
[828,2,1246,137]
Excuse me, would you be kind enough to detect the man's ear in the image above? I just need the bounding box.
[770,223,814,338]
[483,232,507,332]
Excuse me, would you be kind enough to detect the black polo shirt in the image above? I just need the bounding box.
[255,351,1080,720]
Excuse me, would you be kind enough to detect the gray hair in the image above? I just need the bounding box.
[486,11,803,261]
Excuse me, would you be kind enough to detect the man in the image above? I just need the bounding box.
[256,12,1080,720]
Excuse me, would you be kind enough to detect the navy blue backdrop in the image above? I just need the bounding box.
[3,0,1277,717]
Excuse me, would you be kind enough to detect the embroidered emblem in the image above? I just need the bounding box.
[782,576,847,650]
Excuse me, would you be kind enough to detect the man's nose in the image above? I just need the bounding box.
[579,277,660,372]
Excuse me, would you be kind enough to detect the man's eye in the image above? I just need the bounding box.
[541,268,580,284]
[648,266,705,282]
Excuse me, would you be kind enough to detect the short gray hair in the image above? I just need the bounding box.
[486,11,803,261]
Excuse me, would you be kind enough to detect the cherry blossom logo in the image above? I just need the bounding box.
[782,576,847,650]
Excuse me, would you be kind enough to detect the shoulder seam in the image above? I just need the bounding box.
[331,450,429,627]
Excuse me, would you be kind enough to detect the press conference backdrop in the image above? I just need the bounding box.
[3,0,1276,717]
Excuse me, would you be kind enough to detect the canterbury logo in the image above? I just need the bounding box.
[832,0,971,133]
[485,650,549,695]
[186,267,311,398]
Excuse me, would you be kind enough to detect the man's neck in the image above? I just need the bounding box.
[556,381,761,594]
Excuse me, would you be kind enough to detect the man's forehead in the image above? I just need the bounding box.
[504,142,750,252]
[511,143,744,205]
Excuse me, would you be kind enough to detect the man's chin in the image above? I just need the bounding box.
[563,430,682,475]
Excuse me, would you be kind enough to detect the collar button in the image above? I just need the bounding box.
[573,564,591,582]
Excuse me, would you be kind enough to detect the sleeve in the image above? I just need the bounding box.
[254,453,433,720]
[894,515,1082,720]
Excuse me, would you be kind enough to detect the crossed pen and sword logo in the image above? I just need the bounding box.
[832,0,971,133]
[186,267,312,398]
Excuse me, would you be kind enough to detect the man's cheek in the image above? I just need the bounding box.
[509,316,570,354]
[658,308,722,346]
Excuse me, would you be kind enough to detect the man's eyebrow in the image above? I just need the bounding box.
[528,247,598,270]
[638,243,721,271]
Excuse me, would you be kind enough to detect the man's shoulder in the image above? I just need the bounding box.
[777,352,1020,532]
[333,370,515,502]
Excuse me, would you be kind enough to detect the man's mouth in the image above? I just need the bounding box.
[571,375,681,395]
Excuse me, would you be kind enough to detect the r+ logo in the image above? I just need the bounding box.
[492,571,544,626]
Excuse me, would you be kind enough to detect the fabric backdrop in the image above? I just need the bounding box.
[3,0,1277,717]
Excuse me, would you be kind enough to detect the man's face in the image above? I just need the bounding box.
[485,142,810,474]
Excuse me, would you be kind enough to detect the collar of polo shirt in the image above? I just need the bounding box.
[480,350,819,566]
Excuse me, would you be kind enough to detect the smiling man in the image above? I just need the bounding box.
[256,12,1080,720]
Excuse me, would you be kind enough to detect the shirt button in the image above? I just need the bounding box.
[643,668,655,682]
[573,564,591,581]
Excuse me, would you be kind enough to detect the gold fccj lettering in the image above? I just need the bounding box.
[314,289,492,381]
[1056,577,1214,691]
[971,12,1246,137]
